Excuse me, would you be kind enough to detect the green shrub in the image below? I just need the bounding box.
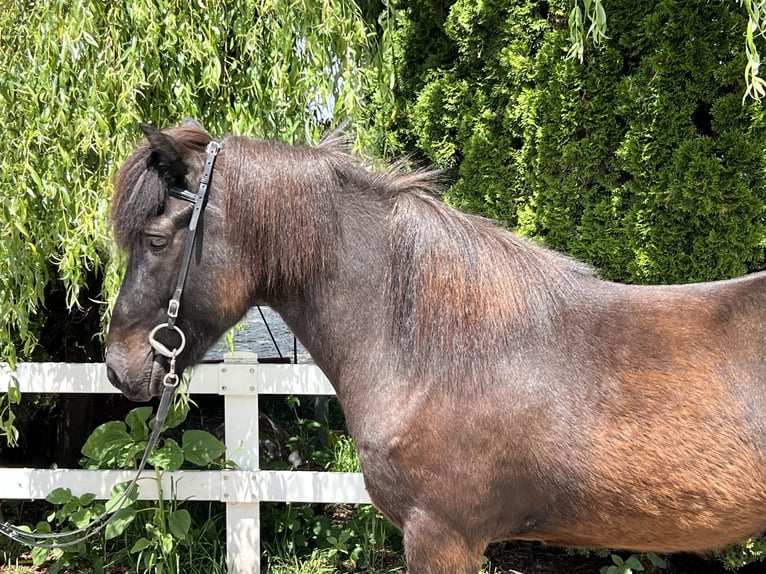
[392,0,766,284]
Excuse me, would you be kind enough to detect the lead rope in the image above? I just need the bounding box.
[0,331,184,549]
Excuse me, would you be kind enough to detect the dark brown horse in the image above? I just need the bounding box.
[106,121,766,573]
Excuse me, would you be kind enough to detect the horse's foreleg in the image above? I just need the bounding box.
[403,512,484,574]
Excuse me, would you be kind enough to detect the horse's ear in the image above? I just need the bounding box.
[139,123,187,180]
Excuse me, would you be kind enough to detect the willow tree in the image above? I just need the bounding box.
[0,0,394,459]
[0,0,393,368]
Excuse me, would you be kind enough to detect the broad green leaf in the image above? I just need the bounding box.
[126,406,153,441]
[105,507,136,540]
[45,487,73,505]
[168,508,191,540]
[70,508,92,529]
[34,522,49,533]
[31,545,49,566]
[76,492,96,506]
[106,480,139,513]
[182,429,226,467]
[647,552,667,568]
[81,421,130,459]
[130,536,152,553]
[149,438,184,470]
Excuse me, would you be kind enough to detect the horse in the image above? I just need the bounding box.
[106,120,766,573]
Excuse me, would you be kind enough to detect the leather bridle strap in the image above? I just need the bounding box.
[166,140,221,327]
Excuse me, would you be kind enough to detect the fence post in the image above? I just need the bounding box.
[220,353,261,573]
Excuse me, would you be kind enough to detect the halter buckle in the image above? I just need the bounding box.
[167,298,180,318]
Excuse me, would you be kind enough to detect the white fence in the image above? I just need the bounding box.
[0,358,371,573]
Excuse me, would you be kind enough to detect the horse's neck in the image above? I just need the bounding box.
[271,197,392,399]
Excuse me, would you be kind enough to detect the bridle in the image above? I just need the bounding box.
[0,140,221,549]
[148,139,221,385]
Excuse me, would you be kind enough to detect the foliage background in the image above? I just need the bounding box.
[389,0,766,284]
[0,0,394,367]
[2,0,765,360]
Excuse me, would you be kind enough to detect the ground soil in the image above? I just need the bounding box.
[485,541,764,574]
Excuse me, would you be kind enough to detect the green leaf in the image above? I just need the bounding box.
[149,438,184,470]
[7,380,21,404]
[168,508,191,540]
[160,531,174,554]
[70,508,92,528]
[182,429,226,467]
[81,421,131,460]
[126,406,153,441]
[45,487,73,505]
[158,400,189,430]
[76,492,96,506]
[31,545,49,566]
[34,522,50,534]
[130,536,152,553]
[646,552,667,568]
[106,480,139,513]
[105,507,136,540]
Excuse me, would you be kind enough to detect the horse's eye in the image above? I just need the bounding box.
[147,235,168,252]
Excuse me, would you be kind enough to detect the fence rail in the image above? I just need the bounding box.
[0,358,370,573]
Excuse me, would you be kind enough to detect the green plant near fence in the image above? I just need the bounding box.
[0,394,229,573]
[0,394,402,573]
[16,399,229,574]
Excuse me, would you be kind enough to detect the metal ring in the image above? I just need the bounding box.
[148,323,186,358]
[163,372,180,389]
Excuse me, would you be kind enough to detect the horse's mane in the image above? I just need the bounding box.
[384,180,595,384]
[112,125,594,384]
[310,134,595,383]
[220,134,346,292]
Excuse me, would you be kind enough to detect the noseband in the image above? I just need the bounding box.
[148,140,220,385]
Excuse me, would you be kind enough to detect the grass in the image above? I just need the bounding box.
[265,548,407,574]
[265,550,341,574]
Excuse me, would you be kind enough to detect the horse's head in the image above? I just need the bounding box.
[106,122,251,401]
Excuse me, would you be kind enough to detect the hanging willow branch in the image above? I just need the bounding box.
[566,0,608,63]
[568,0,766,102]
[740,0,766,100]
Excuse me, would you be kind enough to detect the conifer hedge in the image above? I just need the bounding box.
[392,0,766,284]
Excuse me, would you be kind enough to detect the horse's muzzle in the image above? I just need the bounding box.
[105,350,165,402]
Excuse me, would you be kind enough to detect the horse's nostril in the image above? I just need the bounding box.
[106,365,122,389]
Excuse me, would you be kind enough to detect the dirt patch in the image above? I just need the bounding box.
[485,541,764,574]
